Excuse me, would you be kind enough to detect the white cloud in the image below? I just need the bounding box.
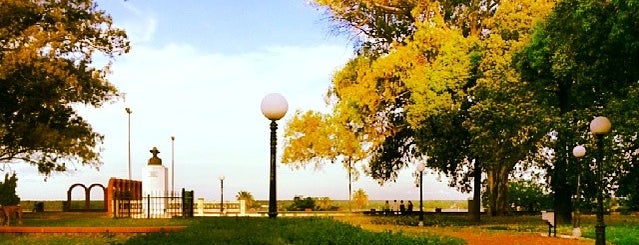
[15,41,355,201]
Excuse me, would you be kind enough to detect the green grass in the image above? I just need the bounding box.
[580,225,639,245]
[17,212,191,227]
[366,212,639,244]
[124,217,464,245]
[3,210,639,244]
[580,215,639,245]
[0,232,134,245]
[0,213,463,245]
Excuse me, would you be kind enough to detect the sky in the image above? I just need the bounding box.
[9,0,469,202]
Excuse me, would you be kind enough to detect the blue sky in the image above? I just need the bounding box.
[10,0,468,203]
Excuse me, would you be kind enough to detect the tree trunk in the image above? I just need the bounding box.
[472,160,481,222]
[495,167,510,215]
[552,139,573,224]
[487,170,496,216]
[487,166,511,216]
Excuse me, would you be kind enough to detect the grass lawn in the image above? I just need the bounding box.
[0,212,462,245]
[1,211,638,244]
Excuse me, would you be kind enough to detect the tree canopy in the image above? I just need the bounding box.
[516,0,639,219]
[0,0,129,176]
[284,0,553,216]
[284,0,639,218]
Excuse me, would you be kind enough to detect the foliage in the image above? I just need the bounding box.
[0,173,20,206]
[353,188,369,209]
[316,196,339,211]
[619,192,639,212]
[486,179,552,212]
[282,109,366,182]
[235,191,258,209]
[287,195,316,211]
[515,0,639,221]
[308,0,555,217]
[0,0,129,176]
[312,0,419,55]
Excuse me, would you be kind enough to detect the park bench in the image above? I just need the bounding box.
[541,210,556,237]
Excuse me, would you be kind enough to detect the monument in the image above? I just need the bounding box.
[142,147,168,214]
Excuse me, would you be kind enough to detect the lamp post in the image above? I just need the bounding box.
[416,163,425,227]
[171,136,175,195]
[260,93,288,219]
[590,116,611,245]
[125,107,132,180]
[572,145,586,237]
[219,175,225,215]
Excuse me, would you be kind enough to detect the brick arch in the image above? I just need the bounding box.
[66,183,107,212]
[88,183,107,211]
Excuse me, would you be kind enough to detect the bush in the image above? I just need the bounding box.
[287,196,316,211]
[0,173,20,206]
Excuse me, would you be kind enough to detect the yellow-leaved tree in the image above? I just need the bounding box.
[287,0,555,218]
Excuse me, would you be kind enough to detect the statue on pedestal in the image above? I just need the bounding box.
[148,147,162,165]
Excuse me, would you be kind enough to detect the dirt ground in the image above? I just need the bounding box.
[424,227,595,245]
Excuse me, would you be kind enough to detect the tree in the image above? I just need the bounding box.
[506,179,551,212]
[236,191,257,210]
[287,195,316,211]
[313,0,418,55]
[282,109,366,206]
[0,0,130,176]
[0,173,20,206]
[315,197,338,211]
[352,188,368,210]
[516,0,639,222]
[310,0,554,218]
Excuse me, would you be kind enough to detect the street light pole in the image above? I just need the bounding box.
[219,175,225,215]
[260,93,288,219]
[171,136,175,194]
[572,145,586,237]
[590,116,611,245]
[416,163,425,227]
[125,107,132,180]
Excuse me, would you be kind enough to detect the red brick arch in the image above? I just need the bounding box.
[66,183,107,212]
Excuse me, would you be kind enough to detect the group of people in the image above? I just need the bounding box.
[382,200,414,215]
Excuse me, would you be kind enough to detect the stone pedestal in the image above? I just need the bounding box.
[143,165,168,195]
[142,147,168,214]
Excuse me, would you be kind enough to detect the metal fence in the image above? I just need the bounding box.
[112,188,194,218]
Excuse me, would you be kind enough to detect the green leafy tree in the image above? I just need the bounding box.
[236,191,258,209]
[506,179,551,212]
[0,0,129,176]
[516,0,639,221]
[287,196,316,211]
[0,173,20,206]
[310,0,554,219]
